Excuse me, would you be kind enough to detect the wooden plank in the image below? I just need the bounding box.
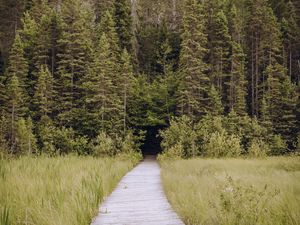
[91,156,184,225]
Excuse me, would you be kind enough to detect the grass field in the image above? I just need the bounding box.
[0,155,139,225]
[160,157,300,225]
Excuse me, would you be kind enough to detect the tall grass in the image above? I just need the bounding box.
[0,155,139,225]
[160,157,300,225]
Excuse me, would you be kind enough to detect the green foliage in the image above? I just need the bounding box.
[270,135,288,155]
[34,65,53,118]
[248,138,270,158]
[92,130,143,157]
[160,116,198,158]
[178,0,209,117]
[207,85,224,116]
[1,0,300,156]
[83,33,119,136]
[204,131,242,158]
[15,117,37,155]
[93,132,116,157]
[55,0,92,126]
[160,113,275,159]
[114,0,132,51]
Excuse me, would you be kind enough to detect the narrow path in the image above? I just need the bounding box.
[91,156,184,225]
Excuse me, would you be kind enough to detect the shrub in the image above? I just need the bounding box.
[93,132,116,157]
[15,117,37,155]
[203,131,242,157]
[160,116,198,158]
[248,138,270,158]
[270,135,287,155]
[158,143,184,161]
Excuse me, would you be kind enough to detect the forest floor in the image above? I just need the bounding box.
[91,155,184,225]
[0,156,138,225]
[160,157,300,225]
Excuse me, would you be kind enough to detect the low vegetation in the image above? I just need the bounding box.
[160,157,300,225]
[0,155,140,225]
[159,113,299,160]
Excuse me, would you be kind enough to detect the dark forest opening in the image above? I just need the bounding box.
[140,126,165,156]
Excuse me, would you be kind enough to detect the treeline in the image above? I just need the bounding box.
[0,0,299,156]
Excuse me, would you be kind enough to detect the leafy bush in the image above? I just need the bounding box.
[203,131,242,157]
[92,130,143,157]
[158,143,184,161]
[270,135,287,155]
[15,117,37,155]
[248,138,270,158]
[93,132,116,157]
[160,116,198,158]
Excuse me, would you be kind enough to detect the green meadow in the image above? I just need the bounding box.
[161,157,300,225]
[0,156,138,225]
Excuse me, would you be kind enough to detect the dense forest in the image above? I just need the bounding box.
[0,0,300,157]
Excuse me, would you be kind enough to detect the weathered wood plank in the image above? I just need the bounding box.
[91,156,184,225]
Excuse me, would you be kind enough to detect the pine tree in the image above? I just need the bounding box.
[246,0,283,116]
[32,13,52,72]
[281,1,300,80]
[94,0,115,23]
[207,85,224,116]
[6,34,29,95]
[55,0,92,126]
[34,65,54,119]
[15,117,37,155]
[119,49,135,134]
[227,41,247,115]
[6,74,24,150]
[82,34,118,136]
[265,63,297,140]
[97,10,121,61]
[115,0,133,52]
[207,10,231,96]
[178,0,209,119]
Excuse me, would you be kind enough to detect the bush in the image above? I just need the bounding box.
[160,116,199,158]
[203,131,242,158]
[248,138,270,158]
[15,117,37,155]
[93,132,116,157]
[270,135,287,155]
[158,143,184,161]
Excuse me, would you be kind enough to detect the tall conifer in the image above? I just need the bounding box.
[178,0,209,119]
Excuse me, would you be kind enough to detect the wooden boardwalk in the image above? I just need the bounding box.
[91,156,184,225]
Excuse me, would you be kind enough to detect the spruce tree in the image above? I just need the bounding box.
[227,41,247,115]
[94,0,115,23]
[115,0,133,52]
[83,34,118,136]
[207,85,224,116]
[281,1,300,80]
[265,63,297,140]
[6,34,29,95]
[119,49,135,134]
[6,74,24,150]
[15,117,37,155]
[55,0,92,126]
[246,0,283,116]
[207,10,231,96]
[34,65,54,119]
[178,0,209,119]
[97,11,121,61]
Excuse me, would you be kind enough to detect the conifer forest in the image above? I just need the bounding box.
[1,0,300,157]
